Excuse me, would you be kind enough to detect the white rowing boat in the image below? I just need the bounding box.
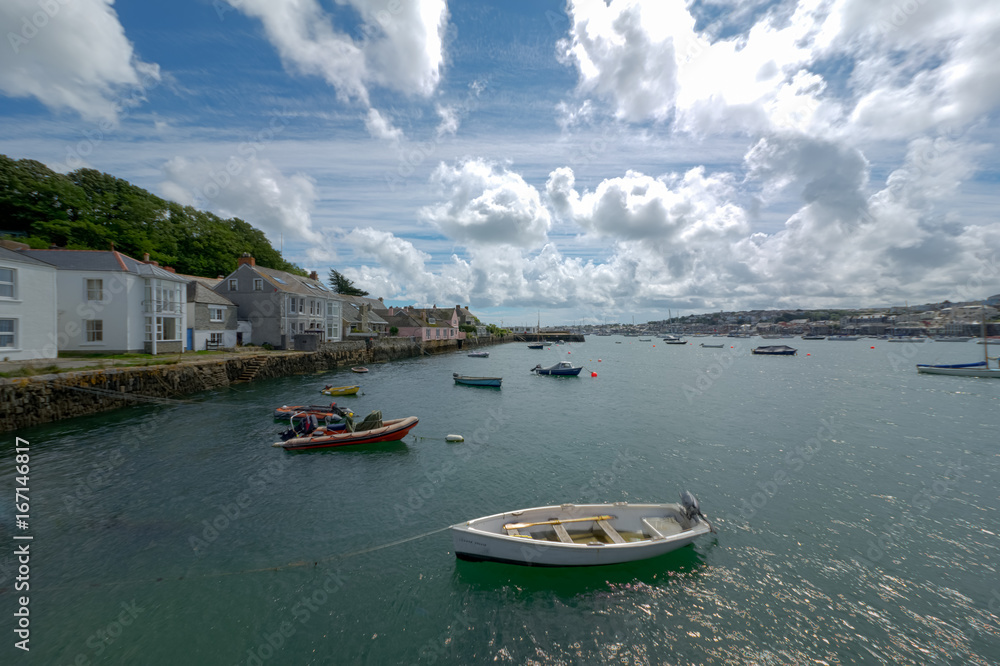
[451,493,713,567]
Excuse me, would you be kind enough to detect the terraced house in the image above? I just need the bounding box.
[20,248,188,354]
[217,254,341,348]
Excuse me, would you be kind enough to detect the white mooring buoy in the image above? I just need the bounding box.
[445,434,464,442]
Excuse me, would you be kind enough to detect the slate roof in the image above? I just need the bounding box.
[186,280,236,306]
[342,302,388,325]
[379,310,424,329]
[0,246,56,268]
[20,249,187,281]
[252,265,335,297]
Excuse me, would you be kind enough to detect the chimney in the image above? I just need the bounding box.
[237,252,255,267]
[217,275,224,279]
[378,296,384,303]
[309,271,318,280]
[164,266,175,273]
[143,252,150,262]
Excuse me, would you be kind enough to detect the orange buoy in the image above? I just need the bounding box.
[870,346,875,349]
[806,353,811,356]
[598,359,602,362]
[591,371,597,377]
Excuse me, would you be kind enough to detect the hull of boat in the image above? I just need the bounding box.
[917,364,1000,377]
[536,368,583,375]
[352,367,370,373]
[700,344,724,348]
[527,344,544,349]
[275,417,418,450]
[752,347,797,355]
[451,502,711,567]
[320,386,360,396]
[454,376,502,387]
[467,352,489,357]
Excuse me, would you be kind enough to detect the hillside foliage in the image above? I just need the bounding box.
[0,154,304,277]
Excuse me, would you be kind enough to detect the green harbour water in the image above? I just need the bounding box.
[2,336,999,664]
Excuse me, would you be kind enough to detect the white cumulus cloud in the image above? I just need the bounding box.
[420,159,552,247]
[226,0,448,104]
[0,0,159,122]
[161,155,321,244]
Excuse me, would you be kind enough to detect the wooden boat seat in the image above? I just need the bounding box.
[505,527,532,539]
[642,517,684,539]
[551,523,574,544]
[596,520,626,544]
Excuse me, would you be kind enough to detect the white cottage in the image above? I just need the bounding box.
[0,246,58,361]
[20,249,188,354]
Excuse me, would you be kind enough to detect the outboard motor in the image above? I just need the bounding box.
[680,491,716,533]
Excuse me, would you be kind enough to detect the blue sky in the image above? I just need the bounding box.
[1,0,998,326]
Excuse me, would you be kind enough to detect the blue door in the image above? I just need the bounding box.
[187,328,193,351]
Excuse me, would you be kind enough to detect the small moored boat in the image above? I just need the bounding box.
[700,343,724,348]
[351,366,370,373]
[916,312,998,377]
[467,351,489,357]
[532,361,583,376]
[527,344,544,349]
[752,345,797,355]
[453,373,502,387]
[451,493,714,567]
[916,361,1000,378]
[320,385,360,396]
[273,412,419,450]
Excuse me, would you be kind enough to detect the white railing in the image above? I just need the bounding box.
[142,299,182,314]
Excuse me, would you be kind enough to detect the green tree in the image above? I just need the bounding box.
[328,269,368,296]
[0,153,306,278]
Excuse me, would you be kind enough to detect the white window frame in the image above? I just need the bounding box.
[253,278,263,291]
[208,332,223,345]
[229,278,237,291]
[86,319,103,342]
[86,278,104,301]
[0,267,15,299]
[209,307,224,322]
[0,318,16,348]
[298,299,304,314]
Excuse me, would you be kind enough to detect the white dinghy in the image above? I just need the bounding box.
[451,493,714,567]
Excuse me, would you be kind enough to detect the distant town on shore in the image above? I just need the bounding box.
[521,297,1000,338]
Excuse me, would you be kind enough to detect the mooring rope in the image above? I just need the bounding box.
[51,381,198,405]
[29,526,453,592]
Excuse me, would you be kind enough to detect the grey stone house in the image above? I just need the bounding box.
[341,301,389,338]
[183,276,239,350]
[215,254,341,348]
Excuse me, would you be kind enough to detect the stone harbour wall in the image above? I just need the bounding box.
[0,336,503,432]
